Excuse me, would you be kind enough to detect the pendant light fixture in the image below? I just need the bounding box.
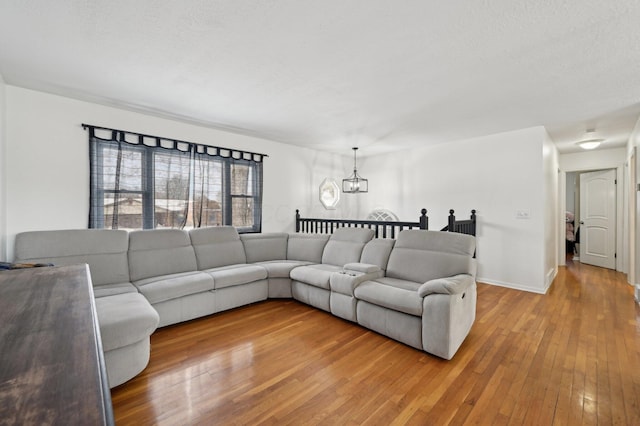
[342,147,368,193]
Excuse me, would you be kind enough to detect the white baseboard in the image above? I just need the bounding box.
[476,277,547,294]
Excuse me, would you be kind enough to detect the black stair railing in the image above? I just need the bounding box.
[295,209,428,239]
[440,209,477,236]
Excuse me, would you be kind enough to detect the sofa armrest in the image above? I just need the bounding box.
[343,262,381,274]
[418,274,475,297]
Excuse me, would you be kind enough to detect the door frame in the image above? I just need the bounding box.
[558,164,625,272]
[628,148,636,289]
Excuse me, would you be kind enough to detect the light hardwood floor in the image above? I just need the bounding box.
[111,260,640,425]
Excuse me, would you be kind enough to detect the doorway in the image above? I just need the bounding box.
[565,169,617,269]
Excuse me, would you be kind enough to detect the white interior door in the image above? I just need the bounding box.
[579,169,616,269]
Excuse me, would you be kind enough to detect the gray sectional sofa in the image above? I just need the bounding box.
[13,230,160,388]
[14,226,477,388]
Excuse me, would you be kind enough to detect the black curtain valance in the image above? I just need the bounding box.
[82,124,268,163]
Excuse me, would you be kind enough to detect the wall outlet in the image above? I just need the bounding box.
[516,209,530,219]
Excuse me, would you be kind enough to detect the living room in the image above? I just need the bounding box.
[0,1,639,424]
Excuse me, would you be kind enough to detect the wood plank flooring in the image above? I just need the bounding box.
[111,260,640,425]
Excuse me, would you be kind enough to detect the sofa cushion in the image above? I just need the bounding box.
[133,271,215,304]
[254,260,312,278]
[128,229,198,282]
[321,228,375,267]
[14,229,130,286]
[386,230,476,283]
[360,239,395,271]
[93,282,139,298]
[241,233,288,263]
[203,264,268,289]
[189,227,247,269]
[354,277,423,316]
[287,234,329,263]
[290,264,343,289]
[95,293,159,352]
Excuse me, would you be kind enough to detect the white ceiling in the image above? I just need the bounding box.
[2,1,640,156]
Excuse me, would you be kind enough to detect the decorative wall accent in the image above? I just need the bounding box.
[319,178,340,210]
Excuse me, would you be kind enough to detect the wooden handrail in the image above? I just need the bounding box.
[295,209,428,239]
[295,208,477,238]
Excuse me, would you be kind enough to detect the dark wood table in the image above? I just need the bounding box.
[0,264,114,425]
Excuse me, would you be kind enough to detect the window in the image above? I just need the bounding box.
[87,125,265,233]
[366,209,399,222]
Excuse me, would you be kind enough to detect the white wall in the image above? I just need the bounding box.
[0,86,566,293]
[560,148,627,171]
[4,86,353,259]
[358,126,551,293]
[0,74,6,261]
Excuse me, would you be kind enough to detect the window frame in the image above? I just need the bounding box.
[88,128,264,233]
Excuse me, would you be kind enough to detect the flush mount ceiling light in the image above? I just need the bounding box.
[342,147,368,193]
[576,129,604,150]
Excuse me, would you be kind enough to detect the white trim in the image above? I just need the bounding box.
[558,171,567,267]
[477,277,549,295]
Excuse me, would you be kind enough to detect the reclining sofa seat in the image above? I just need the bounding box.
[290,227,375,312]
[329,238,396,322]
[189,226,268,313]
[13,230,160,388]
[354,229,477,360]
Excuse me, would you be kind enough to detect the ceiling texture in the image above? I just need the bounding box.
[2,1,640,156]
